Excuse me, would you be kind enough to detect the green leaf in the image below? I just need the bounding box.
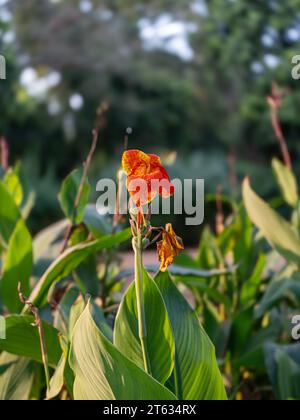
[69,295,86,336]
[203,303,231,358]
[114,270,175,384]
[276,350,300,400]
[155,271,227,400]
[33,219,68,276]
[73,255,99,296]
[229,308,254,358]
[0,220,33,313]
[69,303,177,400]
[117,264,234,284]
[264,343,300,400]
[0,352,34,400]
[241,254,266,306]
[256,273,300,318]
[27,229,131,309]
[148,264,234,278]
[83,204,112,237]
[197,226,223,268]
[47,334,74,400]
[234,347,265,371]
[0,316,5,339]
[46,354,66,400]
[243,178,300,268]
[4,168,23,207]
[234,312,281,371]
[0,180,21,246]
[0,315,61,367]
[21,191,36,220]
[272,158,298,208]
[176,252,204,269]
[53,287,81,335]
[58,169,91,224]
[69,295,113,341]
[181,278,231,307]
[90,300,113,342]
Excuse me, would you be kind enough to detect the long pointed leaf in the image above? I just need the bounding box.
[0,352,34,400]
[155,271,227,400]
[114,270,174,384]
[0,181,20,246]
[69,303,177,400]
[0,220,33,313]
[0,315,61,367]
[243,178,300,268]
[27,229,131,309]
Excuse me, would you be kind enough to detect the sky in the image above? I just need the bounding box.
[138,14,197,61]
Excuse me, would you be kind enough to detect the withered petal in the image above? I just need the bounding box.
[157,224,184,272]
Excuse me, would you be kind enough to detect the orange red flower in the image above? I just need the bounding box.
[157,223,184,272]
[122,150,174,207]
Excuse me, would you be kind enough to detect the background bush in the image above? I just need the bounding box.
[1,0,300,238]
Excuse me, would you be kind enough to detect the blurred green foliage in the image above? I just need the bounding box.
[1,139,300,400]
[1,0,300,233]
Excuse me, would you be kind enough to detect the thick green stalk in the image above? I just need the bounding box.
[133,235,152,375]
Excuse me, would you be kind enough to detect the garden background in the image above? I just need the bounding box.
[1,0,300,241]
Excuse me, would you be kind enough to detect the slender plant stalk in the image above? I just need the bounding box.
[270,108,292,171]
[0,137,9,170]
[18,283,51,392]
[215,185,224,236]
[268,83,292,171]
[60,103,108,254]
[133,235,152,375]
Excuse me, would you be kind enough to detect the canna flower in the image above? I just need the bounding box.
[122,149,184,378]
[157,223,184,272]
[122,150,174,207]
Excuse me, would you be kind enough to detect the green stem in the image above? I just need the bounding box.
[38,321,51,393]
[133,235,152,375]
[17,283,51,393]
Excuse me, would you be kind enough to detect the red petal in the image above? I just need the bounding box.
[123,150,174,204]
[122,150,150,176]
